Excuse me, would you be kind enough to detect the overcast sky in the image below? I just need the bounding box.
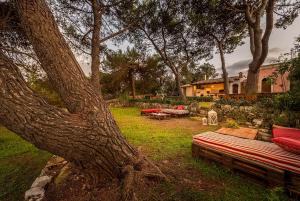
[78,17,300,77]
[211,17,300,76]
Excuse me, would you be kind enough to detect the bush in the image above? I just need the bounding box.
[215,98,253,107]
[187,96,213,102]
[128,96,213,105]
[273,93,295,111]
[225,119,239,128]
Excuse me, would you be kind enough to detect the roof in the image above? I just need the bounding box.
[181,84,192,88]
[192,76,240,85]
[260,63,280,70]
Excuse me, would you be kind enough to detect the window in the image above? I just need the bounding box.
[261,78,271,93]
[196,85,204,89]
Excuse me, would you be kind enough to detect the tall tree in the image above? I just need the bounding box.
[189,0,246,94]
[0,1,164,200]
[104,49,167,98]
[182,62,219,83]
[50,0,133,93]
[119,0,213,101]
[104,48,142,99]
[226,0,300,94]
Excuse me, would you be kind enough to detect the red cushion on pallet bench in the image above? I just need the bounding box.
[141,109,161,113]
[273,125,300,140]
[175,105,185,110]
[272,137,300,155]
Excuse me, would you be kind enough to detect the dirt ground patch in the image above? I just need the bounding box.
[44,157,219,201]
[142,116,217,133]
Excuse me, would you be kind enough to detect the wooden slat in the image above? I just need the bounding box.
[192,143,300,196]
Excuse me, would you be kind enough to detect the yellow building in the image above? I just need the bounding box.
[181,74,246,97]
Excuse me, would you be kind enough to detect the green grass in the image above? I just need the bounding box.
[0,107,290,201]
[111,107,290,201]
[112,107,217,160]
[0,127,50,201]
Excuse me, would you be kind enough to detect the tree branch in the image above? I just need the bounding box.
[99,26,130,43]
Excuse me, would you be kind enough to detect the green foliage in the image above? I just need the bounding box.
[28,75,64,107]
[129,96,213,105]
[103,48,168,98]
[225,119,239,128]
[182,62,219,84]
[186,96,213,102]
[274,93,297,111]
[0,127,50,201]
[129,98,185,106]
[215,98,253,107]
[267,187,286,201]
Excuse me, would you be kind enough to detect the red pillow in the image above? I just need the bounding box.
[272,125,300,140]
[175,105,185,110]
[272,137,300,154]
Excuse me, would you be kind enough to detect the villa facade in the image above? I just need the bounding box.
[181,63,290,97]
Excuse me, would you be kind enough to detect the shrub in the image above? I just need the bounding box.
[128,96,213,105]
[187,96,213,102]
[215,98,253,107]
[225,119,240,128]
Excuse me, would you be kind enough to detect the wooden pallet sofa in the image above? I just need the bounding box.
[160,109,190,117]
[192,132,300,196]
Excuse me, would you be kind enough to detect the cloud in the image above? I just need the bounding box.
[269,47,282,54]
[224,56,278,76]
[226,59,251,76]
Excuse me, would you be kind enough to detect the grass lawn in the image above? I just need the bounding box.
[0,127,50,201]
[112,107,290,201]
[0,107,290,201]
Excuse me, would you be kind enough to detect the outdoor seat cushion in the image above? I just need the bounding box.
[141,109,161,113]
[272,137,300,155]
[175,105,185,110]
[193,132,300,174]
[273,125,300,140]
[161,109,189,115]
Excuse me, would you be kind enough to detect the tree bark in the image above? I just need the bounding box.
[175,73,186,102]
[244,0,275,94]
[90,0,102,93]
[0,51,136,180]
[129,69,136,99]
[217,41,229,94]
[245,68,258,94]
[0,0,166,189]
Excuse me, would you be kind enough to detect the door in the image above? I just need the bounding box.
[232,84,239,94]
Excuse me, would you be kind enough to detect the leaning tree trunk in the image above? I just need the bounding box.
[218,41,229,95]
[0,0,165,196]
[90,0,102,93]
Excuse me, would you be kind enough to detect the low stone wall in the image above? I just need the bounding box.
[212,104,275,142]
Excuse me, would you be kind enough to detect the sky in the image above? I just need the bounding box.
[78,16,300,77]
[211,17,300,77]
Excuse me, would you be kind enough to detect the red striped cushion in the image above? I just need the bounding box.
[141,109,161,113]
[193,132,300,174]
[272,137,300,154]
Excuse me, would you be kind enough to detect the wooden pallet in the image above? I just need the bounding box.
[192,143,300,198]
